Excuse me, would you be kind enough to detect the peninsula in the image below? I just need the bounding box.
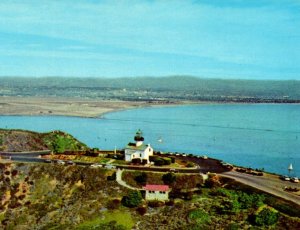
[1,76,300,118]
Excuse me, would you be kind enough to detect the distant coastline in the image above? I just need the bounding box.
[0,96,192,118]
[0,96,299,118]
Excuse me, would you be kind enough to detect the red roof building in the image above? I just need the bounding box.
[143,184,170,192]
[143,184,170,201]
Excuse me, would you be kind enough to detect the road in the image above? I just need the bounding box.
[221,171,300,206]
[0,150,51,157]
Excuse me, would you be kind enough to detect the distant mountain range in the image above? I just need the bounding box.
[1,76,300,102]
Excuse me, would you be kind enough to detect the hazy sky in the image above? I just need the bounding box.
[0,0,299,79]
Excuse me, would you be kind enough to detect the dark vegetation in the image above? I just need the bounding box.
[121,191,143,208]
[149,155,172,166]
[1,76,300,102]
[0,163,129,229]
[0,129,89,152]
[1,163,299,229]
[121,171,300,229]
[162,172,176,185]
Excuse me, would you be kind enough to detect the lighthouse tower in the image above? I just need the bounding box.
[134,129,144,147]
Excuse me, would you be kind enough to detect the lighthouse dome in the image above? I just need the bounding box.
[134,129,144,142]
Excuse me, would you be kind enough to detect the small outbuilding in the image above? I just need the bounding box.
[143,184,170,201]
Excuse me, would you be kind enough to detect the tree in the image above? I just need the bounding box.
[162,172,176,185]
[122,191,143,208]
[135,172,147,185]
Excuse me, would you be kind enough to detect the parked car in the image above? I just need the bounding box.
[57,160,65,165]
[90,163,103,168]
[67,160,75,165]
[169,168,178,173]
[104,164,116,169]
[279,175,290,181]
[291,177,299,183]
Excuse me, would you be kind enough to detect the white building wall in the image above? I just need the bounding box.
[125,146,153,163]
[145,191,169,201]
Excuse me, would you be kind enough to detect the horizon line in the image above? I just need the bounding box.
[0,75,299,82]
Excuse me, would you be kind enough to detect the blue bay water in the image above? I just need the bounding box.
[0,104,299,176]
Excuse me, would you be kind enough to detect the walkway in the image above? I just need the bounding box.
[116,169,142,190]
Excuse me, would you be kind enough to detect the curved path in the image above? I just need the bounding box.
[221,171,300,206]
[116,169,142,190]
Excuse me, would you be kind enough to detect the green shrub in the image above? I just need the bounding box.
[221,199,241,214]
[170,157,175,163]
[149,156,158,162]
[134,172,147,185]
[186,162,194,167]
[122,191,143,208]
[254,207,279,226]
[163,157,171,165]
[162,172,176,185]
[150,156,172,166]
[131,158,142,164]
[237,192,264,209]
[188,209,211,224]
[211,188,235,198]
[154,158,164,166]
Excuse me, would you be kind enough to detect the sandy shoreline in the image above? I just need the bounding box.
[1,96,295,118]
[0,96,191,118]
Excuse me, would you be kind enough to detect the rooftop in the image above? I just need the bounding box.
[125,142,149,151]
[143,184,170,192]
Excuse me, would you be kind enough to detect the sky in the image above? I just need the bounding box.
[0,0,299,80]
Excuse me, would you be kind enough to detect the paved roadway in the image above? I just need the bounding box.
[221,171,300,206]
[0,150,51,157]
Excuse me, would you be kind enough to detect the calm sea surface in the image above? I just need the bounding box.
[0,104,299,176]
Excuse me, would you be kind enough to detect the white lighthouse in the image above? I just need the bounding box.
[124,129,153,163]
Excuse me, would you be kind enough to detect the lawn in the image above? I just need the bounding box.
[75,210,135,230]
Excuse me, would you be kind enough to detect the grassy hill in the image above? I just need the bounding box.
[0,162,299,229]
[1,76,300,101]
[0,129,89,152]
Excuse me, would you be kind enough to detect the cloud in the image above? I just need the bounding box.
[0,0,299,78]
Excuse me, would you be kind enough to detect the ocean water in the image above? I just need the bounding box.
[0,104,299,176]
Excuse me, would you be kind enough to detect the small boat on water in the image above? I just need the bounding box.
[288,163,293,171]
[288,163,293,176]
[157,137,163,143]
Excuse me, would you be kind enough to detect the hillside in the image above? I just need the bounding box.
[0,162,299,229]
[1,76,300,102]
[0,129,89,152]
